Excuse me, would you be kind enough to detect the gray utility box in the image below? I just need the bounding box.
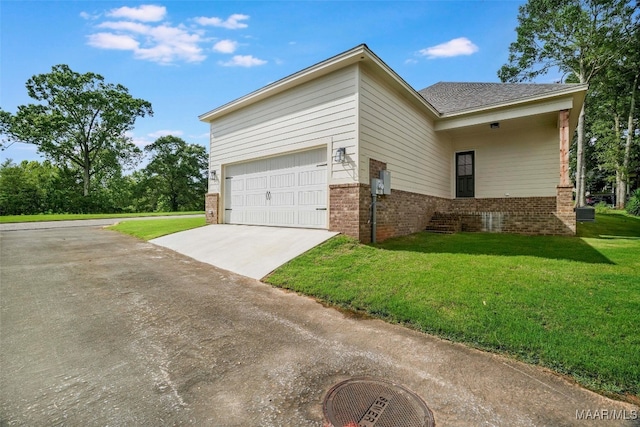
[379,170,391,195]
[575,206,595,222]
[371,170,391,196]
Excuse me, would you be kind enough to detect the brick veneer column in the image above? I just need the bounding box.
[556,185,576,234]
[329,184,364,240]
[205,193,219,225]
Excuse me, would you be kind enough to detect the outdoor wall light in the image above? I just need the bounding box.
[334,147,346,163]
[210,170,218,181]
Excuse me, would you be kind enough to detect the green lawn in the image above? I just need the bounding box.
[0,211,204,223]
[107,216,206,240]
[265,212,640,401]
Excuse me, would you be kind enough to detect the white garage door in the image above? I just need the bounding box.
[224,148,328,228]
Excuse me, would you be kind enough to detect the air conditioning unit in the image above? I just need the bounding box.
[575,206,595,222]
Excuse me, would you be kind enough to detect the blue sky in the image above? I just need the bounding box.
[1,0,538,165]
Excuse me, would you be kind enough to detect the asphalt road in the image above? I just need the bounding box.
[1,225,638,426]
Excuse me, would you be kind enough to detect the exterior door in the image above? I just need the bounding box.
[224,148,328,228]
[456,151,474,198]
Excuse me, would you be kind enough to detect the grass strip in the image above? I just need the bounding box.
[108,217,206,240]
[0,211,204,223]
[265,212,640,401]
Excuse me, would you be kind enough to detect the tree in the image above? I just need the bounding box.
[586,31,640,207]
[498,0,638,206]
[0,64,152,198]
[142,135,208,211]
[0,159,65,215]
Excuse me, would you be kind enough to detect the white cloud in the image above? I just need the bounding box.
[220,55,267,67]
[147,130,184,138]
[107,5,166,22]
[125,131,151,148]
[213,39,238,54]
[87,33,140,50]
[195,13,249,29]
[86,7,262,65]
[80,11,100,20]
[98,21,151,34]
[88,22,205,64]
[419,37,479,59]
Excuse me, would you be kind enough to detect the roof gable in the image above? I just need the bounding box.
[199,44,439,122]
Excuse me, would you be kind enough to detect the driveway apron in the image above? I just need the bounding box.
[1,226,637,426]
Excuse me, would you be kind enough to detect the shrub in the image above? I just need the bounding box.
[626,189,640,216]
[594,202,611,214]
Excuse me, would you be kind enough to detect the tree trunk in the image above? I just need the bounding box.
[614,115,624,209]
[575,104,586,207]
[620,72,639,209]
[83,165,90,197]
[616,170,623,208]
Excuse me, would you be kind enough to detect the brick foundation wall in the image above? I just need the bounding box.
[205,193,219,225]
[450,197,557,213]
[450,192,574,235]
[329,183,451,243]
[372,188,451,242]
[330,185,575,241]
[328,157,575,241]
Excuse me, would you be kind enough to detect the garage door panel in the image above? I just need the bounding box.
[269,155,296,170]
[270,173,296,189]
[246,176,268,190]
[270,191,295,207]
[299,170,326,186]
[227,210,244,224]
[231,195,244,206]
[225,148,327,228]
[245,193,267,207]
[298,190,325,205]
[299,210,326,227]
[245,210,268,224]
[230,179,244,191]
[269,210,295,226]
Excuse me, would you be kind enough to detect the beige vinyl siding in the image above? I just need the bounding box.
[208,66,359,193]
[453,126,558,198]
[358,66,451,198]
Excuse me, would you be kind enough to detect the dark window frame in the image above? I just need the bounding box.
[456,151,475,198]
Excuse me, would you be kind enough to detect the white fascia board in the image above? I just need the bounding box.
[434,97,575,131]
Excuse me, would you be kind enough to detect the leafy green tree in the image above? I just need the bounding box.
[0,64,152,198]
[0,159,64,214]
[142,135,208,211]
[498,0,638,206]
[586,47,639,206]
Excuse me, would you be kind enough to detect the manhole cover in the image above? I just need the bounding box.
[323,377,435,427]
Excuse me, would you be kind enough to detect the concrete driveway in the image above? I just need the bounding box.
[151,224,339,279]
[1,225,638,426]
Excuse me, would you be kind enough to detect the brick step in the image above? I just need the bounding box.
[425,212,462,234]
[425,225,457,234]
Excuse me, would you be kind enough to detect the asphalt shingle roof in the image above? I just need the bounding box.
[418,82,579,115]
